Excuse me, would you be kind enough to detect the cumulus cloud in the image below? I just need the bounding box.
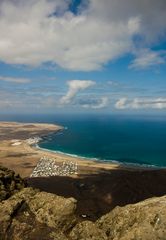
[115,98,166,109]
[0,0,166,71]
[115,98,128,109]
[129,49,165,69]
[80,97,109,109]
[60,80,95,105]
[0,76,31,83]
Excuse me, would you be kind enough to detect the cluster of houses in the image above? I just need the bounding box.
[30,156,78,177]
[26,137,42,145]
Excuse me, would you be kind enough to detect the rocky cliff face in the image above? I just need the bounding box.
[0,167,166,240]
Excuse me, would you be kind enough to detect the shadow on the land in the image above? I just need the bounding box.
[27,167,166,221]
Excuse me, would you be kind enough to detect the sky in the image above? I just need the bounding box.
[0,0,166,115]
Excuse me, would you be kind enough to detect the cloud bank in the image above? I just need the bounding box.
[115,98,166,109]
[0,0,166,71]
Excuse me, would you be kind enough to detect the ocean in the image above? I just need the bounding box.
[1,114,166,167]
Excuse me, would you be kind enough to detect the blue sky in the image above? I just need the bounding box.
[0,0,166,114]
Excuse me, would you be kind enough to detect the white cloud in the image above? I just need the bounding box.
[82,97,109,109]
[115,98,128,109]
[0,76,31,83]
[60,80,95,104]
[0,0,166,71]
[130,49,165,69]
[115,97,166,109]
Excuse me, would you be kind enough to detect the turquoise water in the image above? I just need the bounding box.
[38,115,166,167]
[0,114,166,167]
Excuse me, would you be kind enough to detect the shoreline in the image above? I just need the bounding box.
[36,123,166,170]
[36,143,164,170]
[0,121,164,178]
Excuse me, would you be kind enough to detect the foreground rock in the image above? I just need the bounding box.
[0,166,25,201]
[69,195,166,240]
[69,221,108,240]
[1,188,166,239]
[0,188,76,240]
[97,195,166,240]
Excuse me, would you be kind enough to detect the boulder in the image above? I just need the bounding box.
[27,191,77,230]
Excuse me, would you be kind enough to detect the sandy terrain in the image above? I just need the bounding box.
[0,121,63,177]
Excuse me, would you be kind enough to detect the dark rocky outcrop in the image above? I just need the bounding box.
[0,166,25,201]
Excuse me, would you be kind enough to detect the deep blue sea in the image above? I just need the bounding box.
[1,114,166,167]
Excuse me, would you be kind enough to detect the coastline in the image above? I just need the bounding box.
[36,123,166,170]
[36,143,163,170]
[0,121,164,178]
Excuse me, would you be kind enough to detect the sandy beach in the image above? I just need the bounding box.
[1,121,166,220]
